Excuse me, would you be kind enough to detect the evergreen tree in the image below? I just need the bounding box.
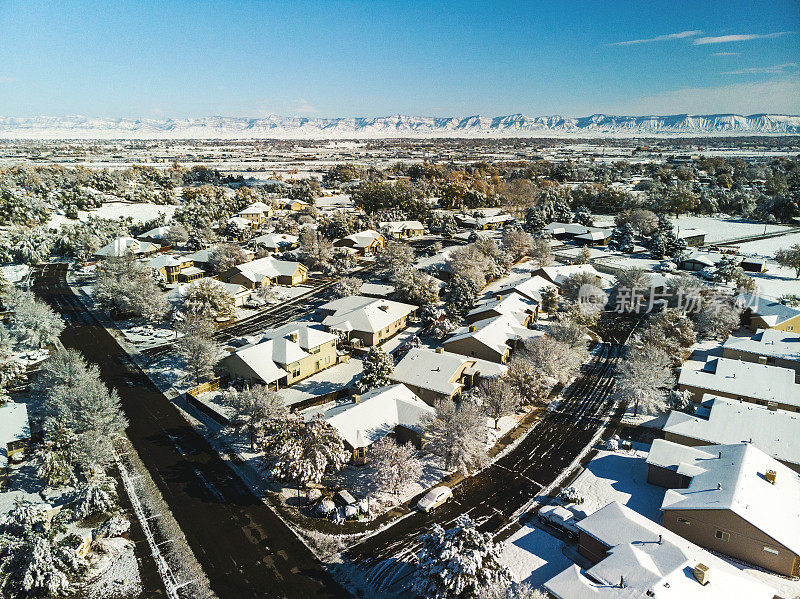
[357,347,394,392]
[609,223,635,253]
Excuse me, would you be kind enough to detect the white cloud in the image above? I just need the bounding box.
[712,52,740,56]
[610,30,702,46]
[723,63,798,75]
[605,75,800,115]
[694,31,794,45]
[292,98,319,115]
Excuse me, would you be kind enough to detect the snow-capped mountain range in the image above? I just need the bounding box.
[1,113,799,139]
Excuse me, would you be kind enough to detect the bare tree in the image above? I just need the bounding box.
[369,437,423,496]
[528,237,553,268]
[176,316,220,384]
[616,344,675,417]
[208,243,246,274]
[473,378,518,429]
[220,385,288,449]
[424,398,487,475]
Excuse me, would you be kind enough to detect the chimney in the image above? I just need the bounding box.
[469,325,476,332]
[765,470,777,485]
[379,304,389,312]
[758,356,767,365]
[618,576,625,589]
[657,534,663,545]
[693,563,711,586]
[717,483,722,490]
[718,451,722,459]
[435,347,444,354]
[289,332,299,343]
[352,394,361,404]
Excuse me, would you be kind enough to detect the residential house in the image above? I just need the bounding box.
[379,220,425,239]
[278,198,310,212]
[679,251,724,272]
[531,264,605,288]
[226,216,257,235]
[145,254,193,284]
[678,357,800,412]
[466,292,539,325]
[544,501,779,599]
[183,248,215,272]
[740,257,767,273]
[220,256,308,288]
[737,293,800,333]
[647,440,800,577]
[222,323,339,389]
[391,347,506,405]
[543,222,613,246]
[415,247,457,281]
[0,402,29,487]
[94,236,159,259]
[251,232,299,253]
[722,329,800,374]
[444,314,544,363]
[333,230,385,256]
[137,225,172,244]
[317,384,435,463]
[494,274,556,304]
[236,201,273,225]
[676,227,707,247]
[663,396,800,473]
[318,296,416,347]
[455,213,515,230]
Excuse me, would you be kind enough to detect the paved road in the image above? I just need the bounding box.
[32,263,350,599]
[348,330,631,594]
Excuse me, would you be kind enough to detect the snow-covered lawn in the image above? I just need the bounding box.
[0,263,30,284]
[84,537,142,599]
[750,264,800,299]
[737,231,800,257]
[279,358,364,407]
[316,193,353,210]
[499,522,573,589]
[48,201,177,228]
[566,444,664,521]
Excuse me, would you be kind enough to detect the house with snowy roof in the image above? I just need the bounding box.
[675,227,707,247]
[494,275,557,304]
[737,293,800,333]
[443,313,544,363]
[94,236,159,259]
[0,402,29,487]
[391,347,506,405]
[663,396,800,473]
[137,225,172,244]
[220,255,307,288]
[167,277,251,308]
[722,329,800,374]
[236,201,273,225]
[455,213,515,230]
[318,296,416,347]
[144,253,194,283]
[316,384,435,463]
[379,220,425,239]
[333,229,385,256]
[251,232,299,253]
[678,357,800,412]
[466,291,540,325]
[531,264,605,288]
[647,439,800,577]
[544,501,780,599]
[221,323,339,389]
[277,198,310,212]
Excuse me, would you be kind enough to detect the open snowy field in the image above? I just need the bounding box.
[736,231,800,257]
[500,523,573,590]
[670,215,793,243]
[48,201,177,228]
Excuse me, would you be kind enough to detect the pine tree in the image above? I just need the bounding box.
[413,514,513,599]
[445,275,479,317]
[357,347,394,392]
[540,286,559,314]
[609,223,635,253]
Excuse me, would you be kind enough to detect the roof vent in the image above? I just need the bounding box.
[379,304,389,312]
[765,470,777,485]
[758,356,767,365]
[693,563,710,586]
[288,332,299,343]
[352,394,361,404]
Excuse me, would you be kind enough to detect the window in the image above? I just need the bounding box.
[715,530,730,542]
[763,546,780,556]
[677,517,691,525]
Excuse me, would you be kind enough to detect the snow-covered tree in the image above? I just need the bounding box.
[639,309,696,362]
[424,399,487,475]
[473,378,518,429]
[179,278,235,319]
[476,581,549,599]
[575,245,592,265]
[693,294,741,339]
[539,286,559,314]
[775,243,800,278]
[528,237,553,268]
[413,514,512,599]
[298,227,333,271]
[548,319,586,350]
[94,254,168,322]
[72,476,118,520]
[369,437,423,496]
[357,347,394,392]
[165,223,189,245]
[331,276,363,298]
[208,243,246,274]
[616,344,675,417]
[176,322,220,384]
[36,425,76,488]
[501,229,534,261]
[504,354,549,405]
[220,385,288,449]
[375,241,415,278]
[524,336,587,387]
[392,268,440,306]
[3,290,64,350]
[609,223,635,253]
[713,255,739,284]
[445,275,479,317]
[260,417,349,485]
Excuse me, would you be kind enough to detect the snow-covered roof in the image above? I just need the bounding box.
[536,264,603,287]
[179,266,205,276]
[468,292,539,323]
[145,254,186,270]
[95,236,158,257]
[663,396,800,469]
[495,275,556,303]
[379,220,425,233]
[736,293,800,326]
[320,384,435,449]
[680,251,722,267]
[723,328,800,363]
[252,232,299,249]
[229,256,304,283]
[444,314,544,358]
[676,227,707,239]
[278,198,309,208]
[656,441,800,556]
[224,334,314,384]
[545,501,778,599]
[259,322,338,351]
[391,348,507,397]
[167,277,249,303]
[415,248,456,272]
[0,402,29,470]
[139,225,171,239]
[336,229,383,249]
[678,357,800,408]
[184,248,214,263]
[227,216,252,229]
[319,296,416,335]
[237,201,273,215]
[574,229,613,242]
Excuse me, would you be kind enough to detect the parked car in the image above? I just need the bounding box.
[416,486,452,512]
[537,504,581,540]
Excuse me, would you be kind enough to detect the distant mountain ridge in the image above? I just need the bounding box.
[1,113,799,139]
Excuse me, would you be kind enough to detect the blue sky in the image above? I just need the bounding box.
[0,0,798,118]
